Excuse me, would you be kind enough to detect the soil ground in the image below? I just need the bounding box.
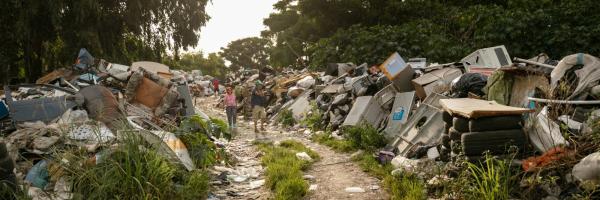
[196,96,388,200]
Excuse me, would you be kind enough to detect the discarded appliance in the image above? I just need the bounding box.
[342,96,385,128]
[380,52,415,92]
[4,86,77,122]
[407,58,427,69]
[383,92,416,139]
[461,45,512,76]
[412,67,462,99]
[387,93,448,156]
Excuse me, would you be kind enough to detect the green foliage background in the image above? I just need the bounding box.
[262,0,600,69]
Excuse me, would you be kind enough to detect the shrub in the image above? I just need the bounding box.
[302,102,325,131]
[466,155,516,200]
[277,109,296,128]
[343,123,387,152]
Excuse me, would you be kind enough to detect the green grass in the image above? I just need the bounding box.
[64,132,212,200]
[0,114,221,200]
[277,109,296,128]
[343,123,387,152]
[301,102,326,131]
[352,153,426,200]
[385,173,426,200]
[311,133,356,153]
[257,140,319,200]
[465,155,516,200]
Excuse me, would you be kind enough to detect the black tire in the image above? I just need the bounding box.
[0,143,7,160]
[469,115,522,132]
[453,117,470,132]
[442,111,453,124]
[441,135,450,149]
[461,129,526,156]
[444,123,452,135]
[449,127,463,141]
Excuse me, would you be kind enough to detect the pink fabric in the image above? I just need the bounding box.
[224,93,236,107]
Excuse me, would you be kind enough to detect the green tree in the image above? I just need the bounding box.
[266,0,600,69]
[0,0,210,84]
[165,51,228,79]
[220,37,272,70]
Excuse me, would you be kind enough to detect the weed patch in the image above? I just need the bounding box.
[257,140,318,200]
[302,102,326,131]
[277,109,296,128]
[311,133,356,153]
[343,123,386,152]
[465,155,517,200]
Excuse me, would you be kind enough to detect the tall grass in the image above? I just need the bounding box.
[302,102,325,131]
[62,130,208,200]
[257,140,318,200]
[343,123,387,152]
[466,155,515,200]
[277,109,296,128]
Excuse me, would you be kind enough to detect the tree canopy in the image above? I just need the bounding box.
[220,37,272,71]
[164,52,228,79]
[0,0,210,84]
[263,0,600,69]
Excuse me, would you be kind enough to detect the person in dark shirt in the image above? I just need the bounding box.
[251,81,267,134]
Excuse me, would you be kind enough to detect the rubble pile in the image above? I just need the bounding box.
[0,48,229,199]
[232,45,600,198]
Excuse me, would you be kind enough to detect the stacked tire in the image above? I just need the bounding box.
[439,111,527,162]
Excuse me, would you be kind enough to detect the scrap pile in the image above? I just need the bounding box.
[0,49,227,199]
[264,45,600,198]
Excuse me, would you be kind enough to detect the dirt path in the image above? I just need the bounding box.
[196,96,388,200]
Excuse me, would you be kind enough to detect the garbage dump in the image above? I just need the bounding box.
[4,44,600,199]
[230,46,600,198]
[0,48,230,198]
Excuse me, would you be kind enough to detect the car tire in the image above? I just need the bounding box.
[441,135,450,149]
[469,115,522,132]
[461,129,526,156]
[442,111,453,124]
[449,127,463,141]
[453,117,470,132]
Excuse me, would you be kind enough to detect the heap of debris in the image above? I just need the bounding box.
[230,45,600,198]
[0,48,228,199]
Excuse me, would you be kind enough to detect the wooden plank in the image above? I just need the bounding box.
[439,98,532,119]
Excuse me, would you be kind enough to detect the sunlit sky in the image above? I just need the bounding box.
[190,0,279,54]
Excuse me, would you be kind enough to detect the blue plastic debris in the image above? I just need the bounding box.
[25,160,50,189]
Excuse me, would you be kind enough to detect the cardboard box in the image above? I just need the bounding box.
[412,68,462,99]
[380,52,415,92]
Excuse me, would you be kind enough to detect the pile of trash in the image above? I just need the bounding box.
[0,48,227,198]
[235,45,600,198]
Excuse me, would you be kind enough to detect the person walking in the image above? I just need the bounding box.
[251,81,267,134]
[212,78,220,97]
[224,87,237,129]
